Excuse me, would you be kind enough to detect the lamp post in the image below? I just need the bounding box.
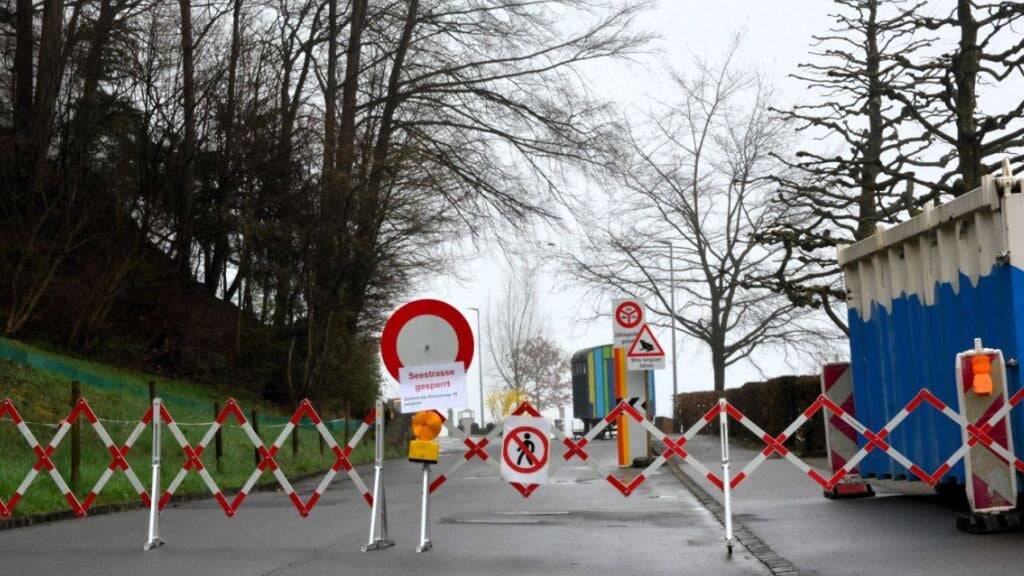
[468,307,485,427]
[656,240,679,432]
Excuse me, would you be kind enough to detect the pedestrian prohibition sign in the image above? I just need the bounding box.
[501,415,550,485]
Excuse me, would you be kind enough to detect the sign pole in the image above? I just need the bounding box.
[362,398,395,551]
[416,463,433,553]
[143,397,163,551]
[719,398,734,554]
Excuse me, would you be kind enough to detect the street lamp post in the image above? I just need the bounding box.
[656,240,679,432]
[468,307,485,428]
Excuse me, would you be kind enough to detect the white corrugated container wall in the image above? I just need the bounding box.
[839,169,1024,484]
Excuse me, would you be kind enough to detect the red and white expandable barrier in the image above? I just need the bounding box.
[159,398,376,517]
[0,397,150,518]
[0,396,379,522]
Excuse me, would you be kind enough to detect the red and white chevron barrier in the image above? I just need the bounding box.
[0,397,150,518]
[0,396,378,522]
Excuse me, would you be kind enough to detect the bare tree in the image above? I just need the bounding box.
[757,0,932,333]
[890,0,1024,196]
[564,45,837,392]
[488,260,571,410]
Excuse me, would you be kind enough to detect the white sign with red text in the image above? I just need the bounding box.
[399,361,467,413]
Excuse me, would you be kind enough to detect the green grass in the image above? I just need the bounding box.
[0,346,384,519]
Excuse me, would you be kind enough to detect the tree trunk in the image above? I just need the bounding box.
[31,0,65,185]
[206,0,244,296]
[856,0,882,241]
[12,0,33,165]
[176,0,197,281]
[711,344,726,393]
[337,0,366,174]
[953,0,981,195]
[323,0,338,177]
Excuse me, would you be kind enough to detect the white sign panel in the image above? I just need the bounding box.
[501,415,550,485]
[626,324,666,371]
[612,297,645,349]
[399,361,467,413]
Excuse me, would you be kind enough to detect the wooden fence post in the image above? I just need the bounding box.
[70,380,81,491]
[251,410,260,467]
[214,402,223,472]
[292,419,300,457]
[344,400,351,445]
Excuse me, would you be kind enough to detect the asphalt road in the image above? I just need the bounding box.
[677,435,1024,576]
[0,437,767,576]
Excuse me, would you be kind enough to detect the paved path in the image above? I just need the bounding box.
[676,434,1024,576]
[0,438,768,576]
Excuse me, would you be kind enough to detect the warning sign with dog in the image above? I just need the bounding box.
[501,415,550,485]
[626,324,665,371]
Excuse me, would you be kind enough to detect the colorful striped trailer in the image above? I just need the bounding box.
[839,168,1024,495]
[570,344,656,465]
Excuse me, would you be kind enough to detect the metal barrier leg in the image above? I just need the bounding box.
[143,397,163,551]
[362,399,394,552]
[719,398,734,555]
[416,463,432,553]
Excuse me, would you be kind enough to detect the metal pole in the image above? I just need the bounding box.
[144,397,163,550]
[416,464,432,553]
[362,398,394,552]
[470,307,485,428]
[719,398,733,554]
[668,244,678,432]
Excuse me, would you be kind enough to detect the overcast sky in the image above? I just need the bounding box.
[379,1,844,421]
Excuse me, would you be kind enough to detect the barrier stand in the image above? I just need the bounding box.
[362,398,394,552]
[143,397,163,551]
[416,463,432,553]
[718,398,734,554]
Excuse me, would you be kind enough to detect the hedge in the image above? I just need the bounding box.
[673,375,826,455]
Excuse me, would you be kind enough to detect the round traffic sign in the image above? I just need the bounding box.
[615,301,643,329]
[502,425,549,474]
[380,299,474,380]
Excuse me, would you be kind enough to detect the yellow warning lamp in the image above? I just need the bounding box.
[408,411,442,464]
[971,354,993,396]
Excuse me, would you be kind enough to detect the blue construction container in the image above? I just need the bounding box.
[840,174,1024,485]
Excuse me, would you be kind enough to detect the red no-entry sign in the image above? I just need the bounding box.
[380,299,474,381]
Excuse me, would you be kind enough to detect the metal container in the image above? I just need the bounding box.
[570,344,655,432]
[839,168,1024,484]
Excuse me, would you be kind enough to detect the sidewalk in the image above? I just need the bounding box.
[672,434,1024,576]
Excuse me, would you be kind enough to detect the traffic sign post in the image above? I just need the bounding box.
[362,398,395,552]
[380,299,474,414]
[500,416,550,485]
[379,298,475,553]
[612,298,645,349]
[626,324,666,371]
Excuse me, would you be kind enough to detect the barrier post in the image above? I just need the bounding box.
[719,398,734,554]
[416,463,432,553]
[362,398,394,551]
[70,380,81,490]
[144,397,164,550]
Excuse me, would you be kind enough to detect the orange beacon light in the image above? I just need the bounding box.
[408,411,442,464]
[971,353,993,396]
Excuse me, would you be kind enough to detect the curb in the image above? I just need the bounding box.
[0,468,331,532]
[656,445,802,576]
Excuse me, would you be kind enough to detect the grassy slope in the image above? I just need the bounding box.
[0,340,377,518]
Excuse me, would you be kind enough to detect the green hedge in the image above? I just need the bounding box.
[674,375,826,455]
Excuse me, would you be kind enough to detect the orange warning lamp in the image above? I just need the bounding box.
[409,411,442,464]
[971,354,993,396]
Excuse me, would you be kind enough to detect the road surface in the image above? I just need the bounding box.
[0,437,765,576]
